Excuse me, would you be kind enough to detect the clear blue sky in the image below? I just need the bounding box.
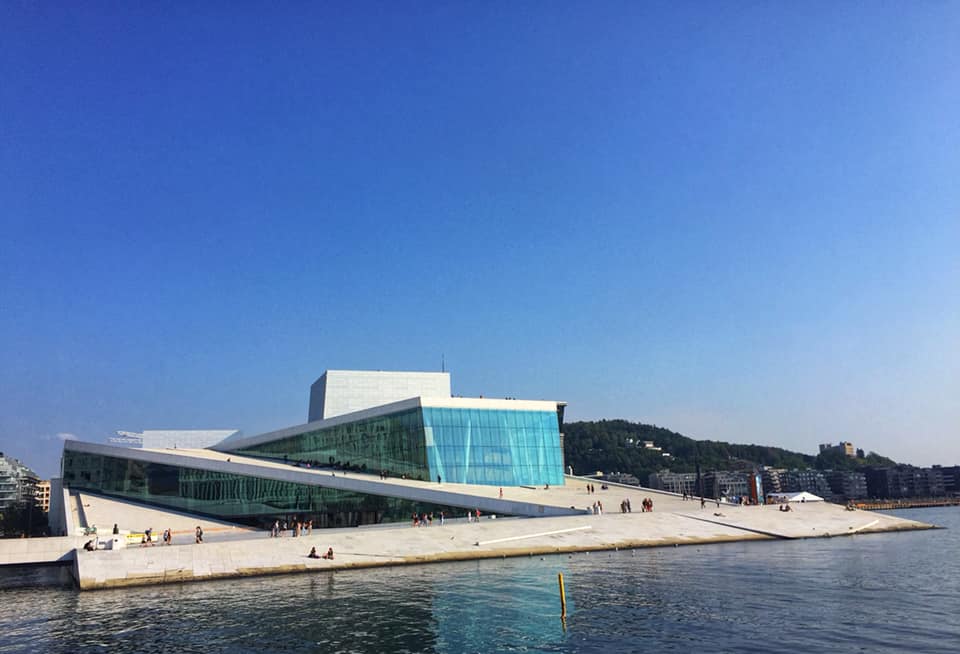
[2,3,957,479]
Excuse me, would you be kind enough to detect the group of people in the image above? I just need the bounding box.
[140,527,175,546]
[412,511,445,527]
[308,546,334,560]
[411,509,486,524]
[83,524,181,550]
[270,519,313,537]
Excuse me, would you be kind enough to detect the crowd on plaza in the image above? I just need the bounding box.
[269,518,314,537]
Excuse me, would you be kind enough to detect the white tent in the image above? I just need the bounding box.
[766,491,824,503]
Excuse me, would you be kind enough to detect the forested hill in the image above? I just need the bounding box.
[563,419,837,484]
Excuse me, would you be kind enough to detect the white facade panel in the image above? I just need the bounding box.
[310,370,451,421]
[139,430,240,450]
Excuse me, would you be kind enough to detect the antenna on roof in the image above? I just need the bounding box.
[441,353,445,373]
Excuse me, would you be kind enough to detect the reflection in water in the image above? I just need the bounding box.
[432,558,569,653]
[0,508,957,654]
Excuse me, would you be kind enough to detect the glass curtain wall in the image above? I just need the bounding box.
[423,408,564,486]
[228,408,430,480]
[61,451,456,528]
[225,406,565,487]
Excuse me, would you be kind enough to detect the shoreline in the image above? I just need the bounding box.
[855,499,960,511]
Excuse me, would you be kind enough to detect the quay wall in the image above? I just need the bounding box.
[854,498,960,510]
[0,536,82,566]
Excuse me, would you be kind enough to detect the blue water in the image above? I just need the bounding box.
[1,507,957,653]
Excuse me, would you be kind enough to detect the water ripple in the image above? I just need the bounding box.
[0,507,957,653]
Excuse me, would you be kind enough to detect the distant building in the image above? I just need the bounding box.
[923,467,946,497]
[784,469,833,500]
[825,471,868,500]
[819,441,856,457]
[0,453,40,511]
[35,479,51,512]
[866,467,901,499]
[648,471,698,496]
[864,466,947,499]
[702,471,749,500]
[760,467,787,494]
[937,466,960,496]
[604,472,641,486]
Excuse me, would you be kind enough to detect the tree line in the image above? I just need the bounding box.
[562,419,895,483]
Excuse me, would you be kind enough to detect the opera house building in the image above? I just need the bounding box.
[61,370,567,529]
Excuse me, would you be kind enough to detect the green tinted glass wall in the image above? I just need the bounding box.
[228,408,430,480]
[423,408,564,486]
[61,451,453,528]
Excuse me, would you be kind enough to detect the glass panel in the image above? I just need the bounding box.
[421,408,564,486]
[228,407,430,481]
[61,451,470,530]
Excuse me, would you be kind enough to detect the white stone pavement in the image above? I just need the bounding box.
[72,500,934,590]
[74,491,258,542]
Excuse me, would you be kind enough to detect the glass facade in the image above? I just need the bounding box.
[228,406,564,487]
[230,408,431,481]
[61,403,565,527]
[423,408,564,486]
[61,451,459,528]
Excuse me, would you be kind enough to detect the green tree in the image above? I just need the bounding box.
[564,419,822,484]
[814,448,896,472]
[0,502,48,538]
